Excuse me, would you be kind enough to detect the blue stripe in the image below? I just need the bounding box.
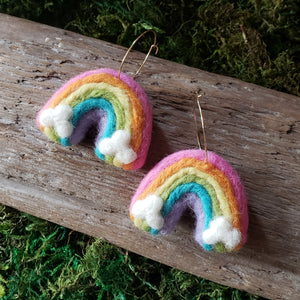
[60,98,116,161]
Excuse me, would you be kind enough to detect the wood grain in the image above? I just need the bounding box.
[0,14,299,299]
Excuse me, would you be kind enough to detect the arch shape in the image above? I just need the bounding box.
[37,68,153,170]
[150,182,214,251]
[130,149,248,252]
[59,98,116,155]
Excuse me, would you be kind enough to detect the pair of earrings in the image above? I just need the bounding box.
[37,31,248,253]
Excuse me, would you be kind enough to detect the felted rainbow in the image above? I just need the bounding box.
[37,68,152,170]
[130,149,248,252]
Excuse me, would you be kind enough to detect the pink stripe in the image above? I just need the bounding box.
[130,149,248,244]
[37,68,152,170]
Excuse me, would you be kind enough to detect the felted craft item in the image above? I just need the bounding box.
[130,149,248,252]
[37,68,152,170]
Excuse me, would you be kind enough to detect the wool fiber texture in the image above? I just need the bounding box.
[37,68,152,170]
[130,149,248,252]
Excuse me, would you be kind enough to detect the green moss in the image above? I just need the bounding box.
[0,205,263,299]
[0,0,298,95]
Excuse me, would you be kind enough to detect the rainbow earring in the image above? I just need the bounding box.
[37,30,158,170]
[130,92,248,252]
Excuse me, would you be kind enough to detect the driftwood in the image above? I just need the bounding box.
[0,14,299,299]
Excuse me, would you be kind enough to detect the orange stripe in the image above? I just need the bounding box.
[136,157,241,232]
[42,73,144,165]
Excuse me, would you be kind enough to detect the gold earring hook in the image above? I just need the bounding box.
[118,29,159,79]
[193,90,208,163]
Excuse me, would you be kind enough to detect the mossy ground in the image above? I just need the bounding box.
[0,205,261,299]
[0,0,298,299]
[0,0,299,95]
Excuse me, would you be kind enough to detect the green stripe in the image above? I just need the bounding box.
[61,86,127,132]
[159,174,222,217]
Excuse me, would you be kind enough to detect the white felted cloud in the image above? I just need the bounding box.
[131,195,164,230]
[202,216,241,250]
[40,104,73,139]
[98,130,137,164]
[40,108,55,127]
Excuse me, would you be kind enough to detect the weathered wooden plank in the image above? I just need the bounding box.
[0,13,299,299]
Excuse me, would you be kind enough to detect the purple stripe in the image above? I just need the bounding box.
[69,109,107,145]
[160,193,205,246]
